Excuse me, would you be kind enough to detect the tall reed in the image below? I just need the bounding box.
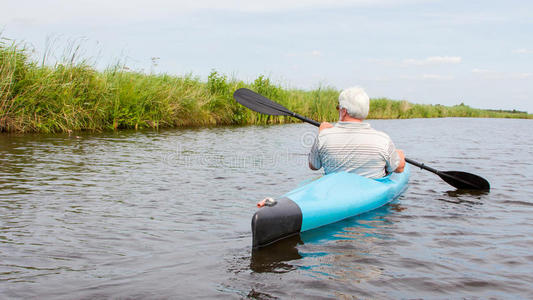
[0,41,530,133]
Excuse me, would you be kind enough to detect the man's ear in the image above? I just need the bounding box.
[340,108,347,120]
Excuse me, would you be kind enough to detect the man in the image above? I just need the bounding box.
[308,87,405,178]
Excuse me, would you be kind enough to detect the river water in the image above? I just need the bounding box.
[1,118,532,299]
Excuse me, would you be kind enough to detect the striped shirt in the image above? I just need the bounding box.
[308,121,400,178]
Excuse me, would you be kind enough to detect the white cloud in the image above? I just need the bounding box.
[517,73,532,79]
[368,56,462,68]
[285,50,323,58]
[421,12,509,25]
[311,50,322,57]
[421,74,454,80]
[367,76,391,82]
[366,58,394,66]
[472,68,531,80]
[402,56,462,66]
[472,68,496,74]
[513,48,533,54]
[398,74,454,80]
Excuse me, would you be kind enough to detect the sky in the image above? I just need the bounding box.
[2,0,532,112]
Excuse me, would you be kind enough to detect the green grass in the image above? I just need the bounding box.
[0,41,531,133]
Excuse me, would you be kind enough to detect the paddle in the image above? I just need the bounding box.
[233,88,490,191]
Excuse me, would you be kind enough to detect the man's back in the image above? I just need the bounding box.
[309,122,400,178]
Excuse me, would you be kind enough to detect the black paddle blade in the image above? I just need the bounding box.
[438,171,490,190]
[233,88,292,116]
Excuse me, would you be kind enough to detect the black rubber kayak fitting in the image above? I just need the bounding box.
[251,198,303,249]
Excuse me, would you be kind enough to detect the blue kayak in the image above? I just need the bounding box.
[252,164,410,248]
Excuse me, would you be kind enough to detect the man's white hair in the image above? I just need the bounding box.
[338,87,369,120]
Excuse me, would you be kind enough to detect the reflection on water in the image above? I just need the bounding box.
[301,204,396,245]
[250,235,303,273]
[438,189,490,205]
[445,189,491,198]
[1,118,533,298]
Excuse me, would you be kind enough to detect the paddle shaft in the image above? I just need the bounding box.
[403,158,471,186]
[293,113,320,127]
[404,158,439,174]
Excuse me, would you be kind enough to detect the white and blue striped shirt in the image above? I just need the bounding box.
[309,122,400,178]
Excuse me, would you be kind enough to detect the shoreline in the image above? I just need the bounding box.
[1,117,530,137]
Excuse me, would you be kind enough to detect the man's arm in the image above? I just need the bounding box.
[394,149,406,173]
[309,125,329,171]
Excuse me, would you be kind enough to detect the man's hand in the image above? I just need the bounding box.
[394,149,406,173]
[319,122,334,133]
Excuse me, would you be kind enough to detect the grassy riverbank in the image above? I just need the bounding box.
[1,42,531,133]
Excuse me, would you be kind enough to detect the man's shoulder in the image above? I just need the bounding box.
[317,126,349,141]
[367,127,392,140]
[318,125,344,135]
[319,123,391,138]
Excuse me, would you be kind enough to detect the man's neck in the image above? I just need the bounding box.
[340,115,363,122]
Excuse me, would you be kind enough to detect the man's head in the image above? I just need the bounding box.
[338,87,369,120]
